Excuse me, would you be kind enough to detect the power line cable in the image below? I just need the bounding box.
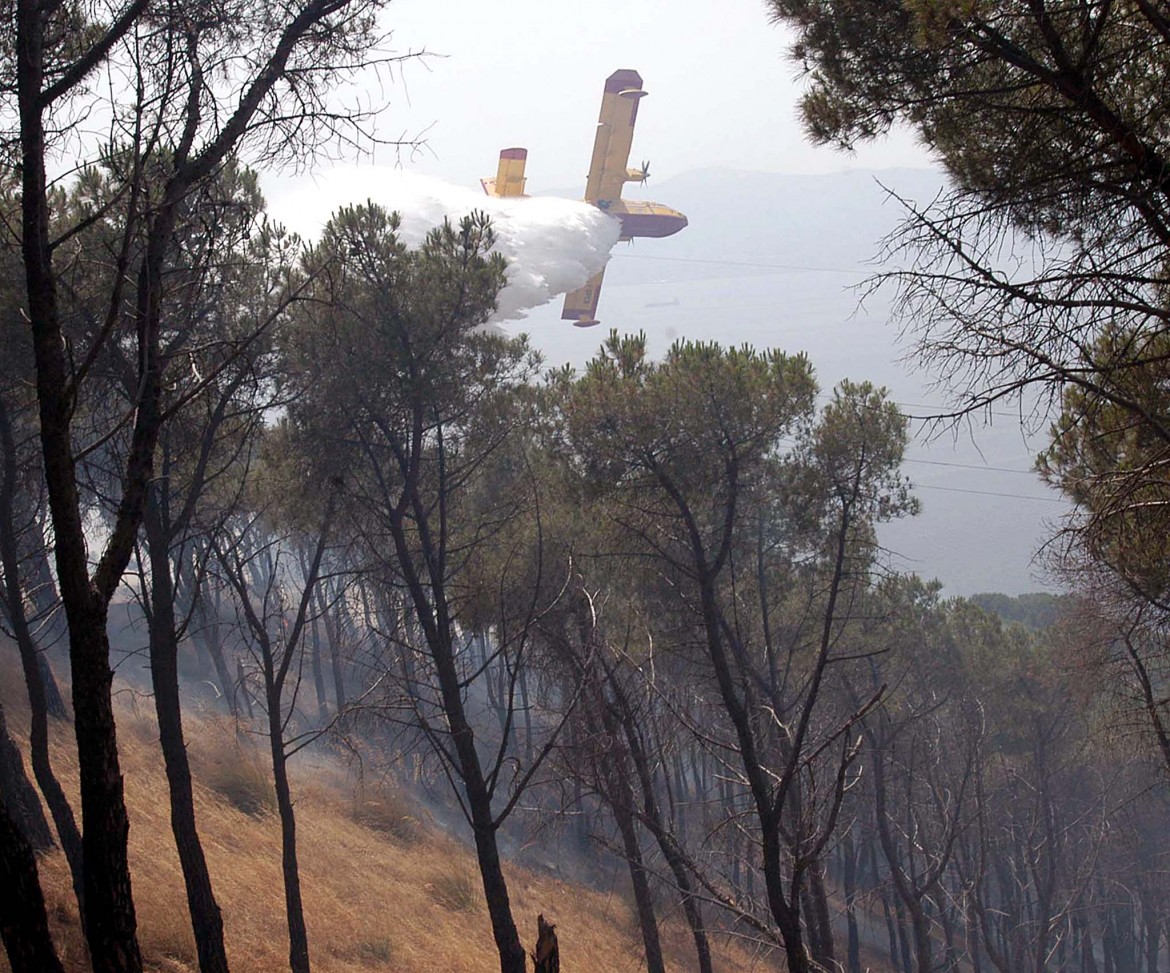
[903,457,1038,476]
[913,483,1065,504]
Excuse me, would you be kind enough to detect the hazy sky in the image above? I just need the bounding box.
[266,0,932,197]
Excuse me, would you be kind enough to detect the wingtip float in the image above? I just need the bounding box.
[482,69,688,328]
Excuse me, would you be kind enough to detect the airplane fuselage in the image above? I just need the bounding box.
[597,198,688,240]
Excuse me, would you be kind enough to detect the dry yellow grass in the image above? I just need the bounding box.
[1,676,784,973]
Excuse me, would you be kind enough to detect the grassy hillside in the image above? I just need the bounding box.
[1,665,784,973]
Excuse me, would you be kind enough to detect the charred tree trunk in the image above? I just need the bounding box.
[1076,914,1098,973]
[143,487,230,973]
[696,570,813,973]
[566,720,589,852]
[237,658,254,720]
[1138,891,1158,973]
[69,602,143,973]
[194,580,237,718]
[35,652,67,720]
[517,659,534,765]
[804,856,836,971]
[969,903,984,973]
[0,700,53,851]
[391,513,527,973]
[0,791,65,973]
[18,3,154,956]
[202,631,237,718]
[634,813,714,973]
[0,396,85,907]
[615,806,665,973]
[309,613,329,719]
[438,642,526,973]
[607,766,665,973]
[842,831,862,973]
[1110,902,1137,973]
[602,654,713,973]
[893,897,914,973]
[7,624,85,922]
[881,888,901,973]
[267,683,310,973]
[938,895,962,972]
[317,583,348,713]
[298,548,330,721]
[533,915,559,973]
[218,508,337,973]
[1104,912,1117,973]
[23,531,68,721]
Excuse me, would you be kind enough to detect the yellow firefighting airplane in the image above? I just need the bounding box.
[482,69,688,327]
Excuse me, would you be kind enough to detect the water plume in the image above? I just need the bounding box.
[269,167,621,322]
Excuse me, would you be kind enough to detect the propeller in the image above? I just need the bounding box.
[640,160,650,185]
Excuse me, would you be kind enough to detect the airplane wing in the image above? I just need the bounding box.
[583,70,645,206]
[481,147,528,197]
[561,268,605,327]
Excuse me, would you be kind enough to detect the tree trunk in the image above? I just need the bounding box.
[36,652,68,721]
[842,831,862,973]
[444,662,526,973]
[309,613,329,719]
[318,585,348,713]
[267,681,311,973]
[23,529,69,721]
[71,609,144,973]
[938,895,961,972]
[0,793,65,973]
[517,660,534,765]
[762,825,813,973]
[609,672,713,973]
[8,621,85,922]
[202,628,237,719]
[17,3,146,960]
[237,659,255,719]
[969,902,984,973]
[881,888,900,973]
[219,513,335,973]
[893,897,913,973]
[910,903,934,973]
[1077,914,1098,973]
[1139,892,1158,973]
[0,396,85,908]
[696,573,812,973]
[192,581,237,718]
[143,488,230,973]
[567,720,588,852]
[0,699,54,851]
[609,770,665,973]
[646,825,712,973]
[1112,902,1138,973]
[391,511,527,973]
[804,856,837,971]
[469,809,528,973]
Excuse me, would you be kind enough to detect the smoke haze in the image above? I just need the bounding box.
[268,167,622,322]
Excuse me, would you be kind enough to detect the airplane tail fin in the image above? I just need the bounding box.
[481,147,528,197]
[561,268,606,327]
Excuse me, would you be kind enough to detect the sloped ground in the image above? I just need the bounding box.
[2,669,785,973]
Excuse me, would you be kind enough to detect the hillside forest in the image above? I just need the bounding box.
[3,3,1170,973]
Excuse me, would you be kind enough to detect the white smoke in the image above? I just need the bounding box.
[267,167,621,322]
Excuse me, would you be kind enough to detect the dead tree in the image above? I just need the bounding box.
[532,915,559,973]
